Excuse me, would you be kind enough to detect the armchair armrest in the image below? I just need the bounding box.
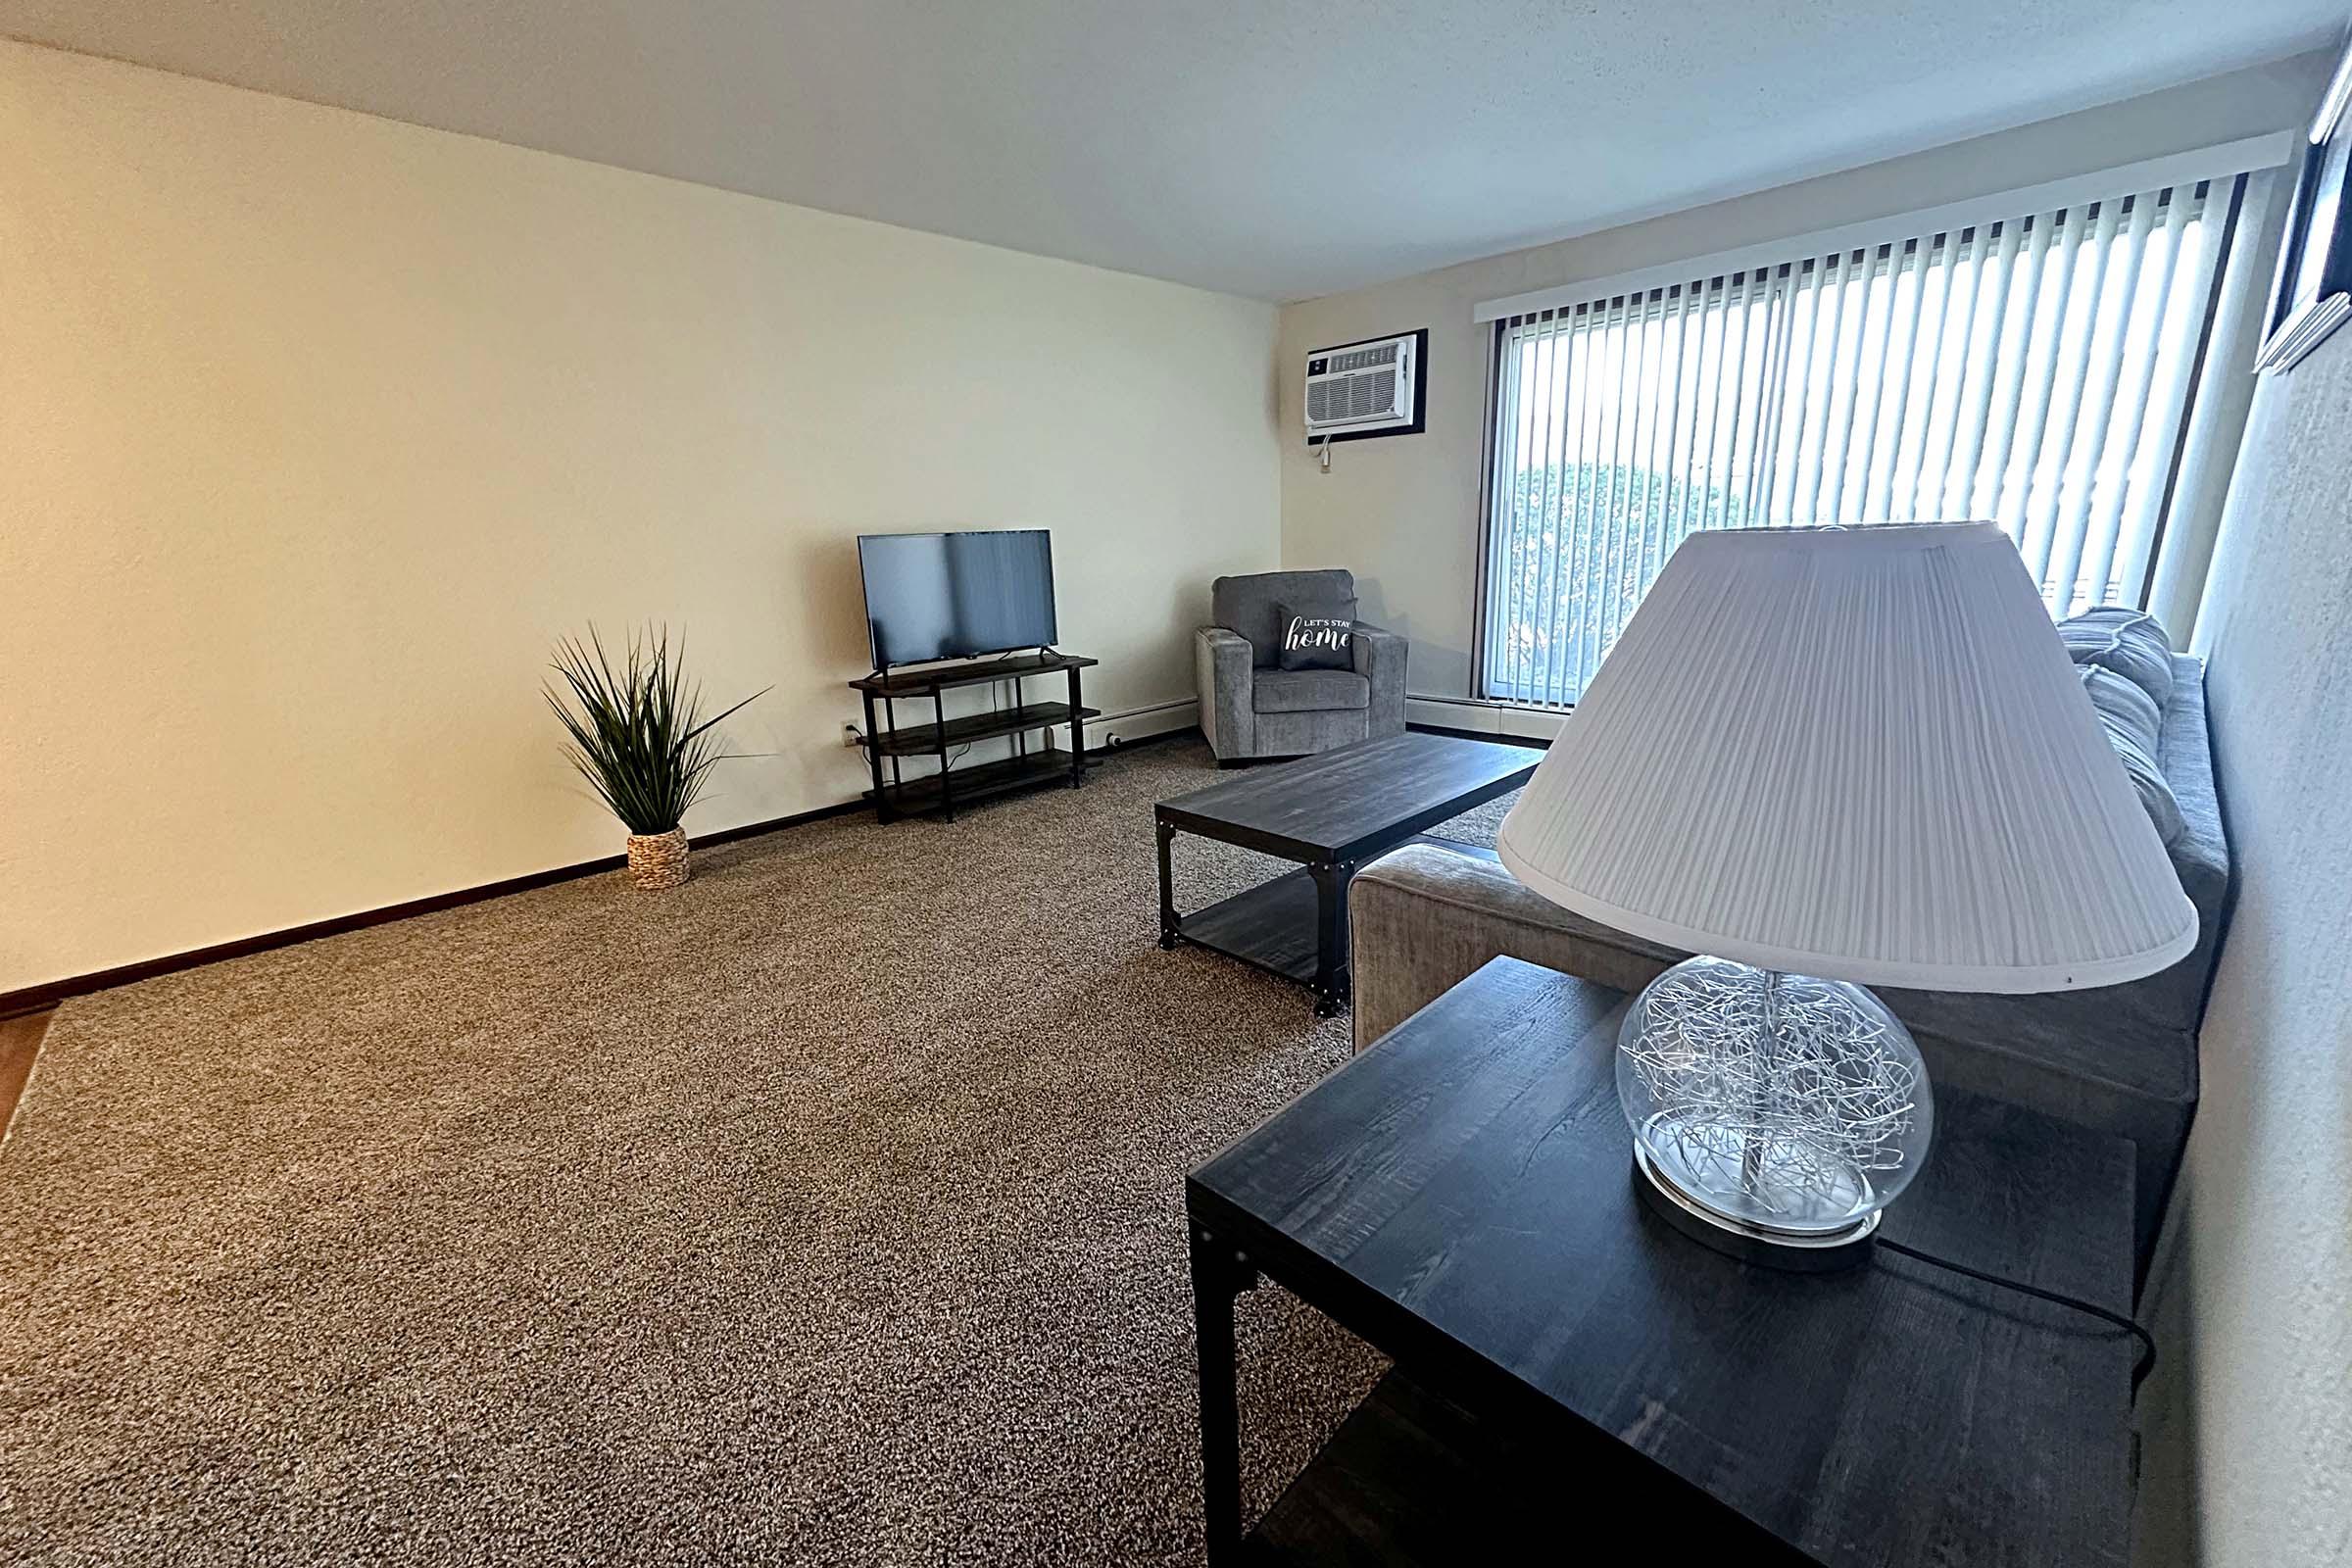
[1195,626,1255,760]
[1351,622,1407,735]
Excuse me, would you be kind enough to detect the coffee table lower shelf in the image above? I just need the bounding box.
[1165,869,1324,987]
[1160,835,1494,1015]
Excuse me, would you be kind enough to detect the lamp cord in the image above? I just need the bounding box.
[1875,1237,2157,1398]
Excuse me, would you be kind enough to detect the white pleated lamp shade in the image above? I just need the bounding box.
[1495,522,2197,994]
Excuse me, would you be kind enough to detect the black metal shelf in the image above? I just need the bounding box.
[848,649,1095,823]
[862,751,1076,814]
[863,701,1099,759]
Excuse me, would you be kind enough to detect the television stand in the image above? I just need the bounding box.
[850,651,1100,823]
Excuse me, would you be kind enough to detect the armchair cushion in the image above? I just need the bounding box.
[1252,669,1370,713]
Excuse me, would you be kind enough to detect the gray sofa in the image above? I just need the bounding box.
[1350,650,2228,1287]
[1196,568,1406,762]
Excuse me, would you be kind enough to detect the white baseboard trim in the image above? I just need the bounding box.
[1406,695,1566,744]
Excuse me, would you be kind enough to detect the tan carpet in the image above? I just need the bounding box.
[0,740,1514,1566]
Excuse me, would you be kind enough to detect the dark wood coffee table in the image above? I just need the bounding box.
[1187,956,2138,1565]
[1154,734,1543,1015]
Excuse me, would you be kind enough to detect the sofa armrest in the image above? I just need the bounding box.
[1348,842,1686,1052]
[1350,623,1407,734]
[1195,626,1255,759]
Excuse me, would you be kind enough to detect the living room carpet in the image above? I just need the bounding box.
[0,740,1515,1566]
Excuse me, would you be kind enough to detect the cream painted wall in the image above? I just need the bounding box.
[1276,53,2333,701]
[0,41,1281,995]
[2131,328,2352,1568]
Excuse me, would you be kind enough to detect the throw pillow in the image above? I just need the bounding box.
[2058,607,2175,711]
[1275,600,1356,671]
[2080,664,2185,848]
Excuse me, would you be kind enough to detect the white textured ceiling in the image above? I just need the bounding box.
[3,1,2341,301]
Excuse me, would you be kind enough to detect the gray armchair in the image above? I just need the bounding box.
[1196,569,1407,762]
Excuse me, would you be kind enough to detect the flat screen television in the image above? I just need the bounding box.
[857,529,1058,670]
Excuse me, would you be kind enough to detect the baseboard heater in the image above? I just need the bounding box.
[1404,695,1567,744]
[1054,697,1198,751]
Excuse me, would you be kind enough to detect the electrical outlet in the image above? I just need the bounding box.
[842,723,861,749]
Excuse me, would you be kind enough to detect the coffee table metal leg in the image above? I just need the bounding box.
[1308,859,1350,1016]
[1190,1219,1256,1565]
[1156,818,1181,950]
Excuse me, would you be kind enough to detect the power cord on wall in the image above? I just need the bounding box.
[1876,1237,2157,1398]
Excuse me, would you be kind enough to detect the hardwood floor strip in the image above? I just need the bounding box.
[0,1009,51,1146]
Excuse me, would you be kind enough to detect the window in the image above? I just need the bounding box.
[1479,169,2252,708]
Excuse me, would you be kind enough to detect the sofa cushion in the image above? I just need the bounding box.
[1213,569,1356,668]
[2149,654,2229,1024]
[2059,608,2175,710]
[2081,664,2185,846]
[1251,668,1370,712]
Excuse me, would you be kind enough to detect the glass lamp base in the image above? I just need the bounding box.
[1615,956,1935,1269]
[1630,1141,1879,1272]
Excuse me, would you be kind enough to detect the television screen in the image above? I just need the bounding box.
[857,529,1057,669]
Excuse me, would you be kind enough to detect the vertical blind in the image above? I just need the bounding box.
[1481,173,2244,708]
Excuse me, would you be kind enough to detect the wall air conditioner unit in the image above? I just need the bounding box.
[1303,328,1427,443]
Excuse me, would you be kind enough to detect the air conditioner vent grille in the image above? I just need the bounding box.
[1305,368,1399,424]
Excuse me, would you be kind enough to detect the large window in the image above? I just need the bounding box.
[1480,169,2252,707]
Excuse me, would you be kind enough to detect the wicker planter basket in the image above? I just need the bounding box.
[624,827,690,891]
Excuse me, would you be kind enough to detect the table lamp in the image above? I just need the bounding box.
[1495,522,2196,1268]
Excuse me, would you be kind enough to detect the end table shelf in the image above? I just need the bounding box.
[849,651,1099,823]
